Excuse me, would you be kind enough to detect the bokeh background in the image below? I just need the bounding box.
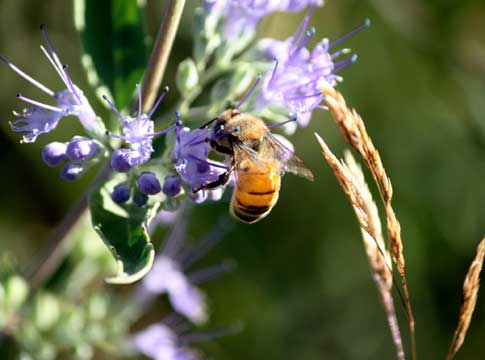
[1,0,485,359]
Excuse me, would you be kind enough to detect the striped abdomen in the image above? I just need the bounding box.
[230,159,281,223]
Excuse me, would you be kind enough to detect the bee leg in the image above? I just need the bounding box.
[193,169,232,193]
[209,140,233,155]
[199,117,218,129]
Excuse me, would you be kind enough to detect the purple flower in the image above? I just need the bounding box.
[132,315,242,360]
[255,11,370,126]
[132,323,199,360]
[206,0,323,39]
[147,209,182,234]
[145,256,207,324]
[66,136,100,161]
[138,172,162,195]
[104,86,174,172]
[173,114,227,192]
[288,0,322,10]
[188,189,208,204]
[41,141,67,167]
[9,108,63,143]
[111,149,132,173]
[111,182,131,204]
[43,135,102,181]
[60,163,84,181]
[132,318,242,360]
[1,25,102,143]
[140,215,234,324]
[163,175,183,197]
[133,191,149,207]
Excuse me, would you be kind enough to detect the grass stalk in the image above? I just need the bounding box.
[319,83,416,360]
[446,238,485,360]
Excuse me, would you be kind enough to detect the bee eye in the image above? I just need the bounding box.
[235,126,241,132]
[219,124,225,131]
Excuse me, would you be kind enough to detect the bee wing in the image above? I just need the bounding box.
[264,132,314,181]
[232,141,262,169]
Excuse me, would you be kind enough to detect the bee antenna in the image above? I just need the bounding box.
[235,73,262,110]
[199,117,218,129]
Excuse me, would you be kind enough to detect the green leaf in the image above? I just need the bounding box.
[88,180,158,284]
[74,0,148,109]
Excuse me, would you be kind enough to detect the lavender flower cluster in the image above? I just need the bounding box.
[1,1,368,358]
[1,25,106,181]
[2,3,367,206]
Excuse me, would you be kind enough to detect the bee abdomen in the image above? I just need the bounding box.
[231,207,269,223]
[231,203,272,223]
[236,199,271,214]
[231,190,279,223]
[231,166,281,223]
[247,190,276,195]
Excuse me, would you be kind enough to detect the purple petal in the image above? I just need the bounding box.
[10,108,62,143]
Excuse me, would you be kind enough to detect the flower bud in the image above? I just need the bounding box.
[66,136,99,161]
[133,191,148,207]
[41,142,67,167]
[137,172,162,195]
[162,175,182,197]
[176,58,199,93]
[4,275,29,310]
[111,149,132,173]
[208,187,224,201]
[60,163,84,181]
[188,189,207,204]
[111,182,130,204]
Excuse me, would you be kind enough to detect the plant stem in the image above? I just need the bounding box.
[28,162,112,290]
[28,2,186,290]
[141,0,186,113]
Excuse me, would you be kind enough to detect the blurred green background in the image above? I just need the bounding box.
[1,0,485,359]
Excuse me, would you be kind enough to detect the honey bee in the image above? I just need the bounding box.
[197,108,314,223]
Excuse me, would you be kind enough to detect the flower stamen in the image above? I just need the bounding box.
[16,93,63,112]
[268,58,279,88]
[40,24,65,77]
[39,45,67,83]
[0,54,55,97]
[102,95,129,125]
[333,54,358,73]
[136,84,143,119]
[177,322,242,345]
[290,4,316,47]
[267,115,298,129]
[188,260,236,285]
[187,154,228,170]
[148,123,177,137]
[235,73,262,110]
[331,48,352,60]
[148,86,169,119]
[289,27,315,61]
[329,18,371,50]
[62,65,82,105]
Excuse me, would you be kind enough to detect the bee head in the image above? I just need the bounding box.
[213,109,238,131]
[218,109,240,123]
[212,108,242,142]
